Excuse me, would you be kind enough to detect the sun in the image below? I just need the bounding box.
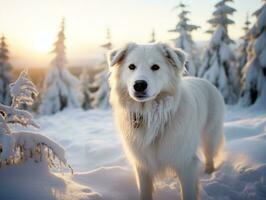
[34,33,53,53]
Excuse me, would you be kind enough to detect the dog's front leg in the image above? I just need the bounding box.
[178,156,200,200]
[135,166,153,200]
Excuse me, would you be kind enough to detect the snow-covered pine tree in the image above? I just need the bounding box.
[80,67,92,110]
[169,3,200,76]
[0,71,70,171]
[90,70,109,109]
[240,1,266,106]
[198,0,239,104]
[0,35,12,105]
[101,28,112,51]
[39,19,81,115]
[149,29,156,43]
[90,28,111,109]
[238,14,251,73]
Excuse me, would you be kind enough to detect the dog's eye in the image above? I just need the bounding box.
[129,64,136,70]
[151,64,160,71]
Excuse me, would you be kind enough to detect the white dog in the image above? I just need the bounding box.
[108,43,225,200]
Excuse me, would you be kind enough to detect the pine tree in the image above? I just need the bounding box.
[90,70,109,109]
[240,1,266,107]
[198,0,239,104]
[39,19,81,115]
[149,29,156,43]
[169,3,200,76]
[80,68,92,110]
[89,29,112,109]
[0,35,12,105]
[238,14,251,73]
[101,28,112,51]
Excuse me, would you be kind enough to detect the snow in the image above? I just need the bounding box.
[38,109,121,172]
[0,160,102,200]
[210,26,224,46]
[259,48,266,66]
[208,17,234,27]
[213,4,236,16]
[256,5,266,33]
[2,104,265,200]
[254,31,266,55]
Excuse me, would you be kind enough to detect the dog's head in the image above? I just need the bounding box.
[108,43,186,102]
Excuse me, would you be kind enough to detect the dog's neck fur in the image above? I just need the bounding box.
[112,88,181,146]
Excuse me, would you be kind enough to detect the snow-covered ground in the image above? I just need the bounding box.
[1,106,266,200]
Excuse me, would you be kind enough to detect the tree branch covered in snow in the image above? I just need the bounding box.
[0,71,69,172]
[10,70,38,107]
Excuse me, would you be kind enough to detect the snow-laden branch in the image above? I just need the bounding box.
[0,70,70,172]
[0,103,39,128]
[10,70,38,108]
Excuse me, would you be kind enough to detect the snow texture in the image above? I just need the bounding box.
[240,1,266,106]
[39,19,81,115]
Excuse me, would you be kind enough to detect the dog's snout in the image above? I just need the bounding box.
[134,80,148,92]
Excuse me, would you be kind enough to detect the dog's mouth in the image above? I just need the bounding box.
[132,92,156,102]
[134,92,146,98]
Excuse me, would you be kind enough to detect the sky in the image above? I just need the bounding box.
[0,0,262,68]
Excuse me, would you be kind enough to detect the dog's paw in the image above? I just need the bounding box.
[205,163,215,174]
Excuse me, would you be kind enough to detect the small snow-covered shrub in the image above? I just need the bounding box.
[0,71,70,171]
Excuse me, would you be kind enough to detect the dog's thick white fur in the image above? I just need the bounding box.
[108,43,225,200]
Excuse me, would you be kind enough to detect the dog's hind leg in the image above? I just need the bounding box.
[135,166,153,200]
[178,156,200,200]
[201,122,224,174]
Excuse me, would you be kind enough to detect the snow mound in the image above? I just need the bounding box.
[0,160,101,200]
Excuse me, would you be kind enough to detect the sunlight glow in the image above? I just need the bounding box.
[34,33,53,54]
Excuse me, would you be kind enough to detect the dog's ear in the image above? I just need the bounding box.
[107,43,136,67]
[158,43,187,71]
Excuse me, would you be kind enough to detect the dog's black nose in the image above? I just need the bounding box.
[134,80,148,92]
